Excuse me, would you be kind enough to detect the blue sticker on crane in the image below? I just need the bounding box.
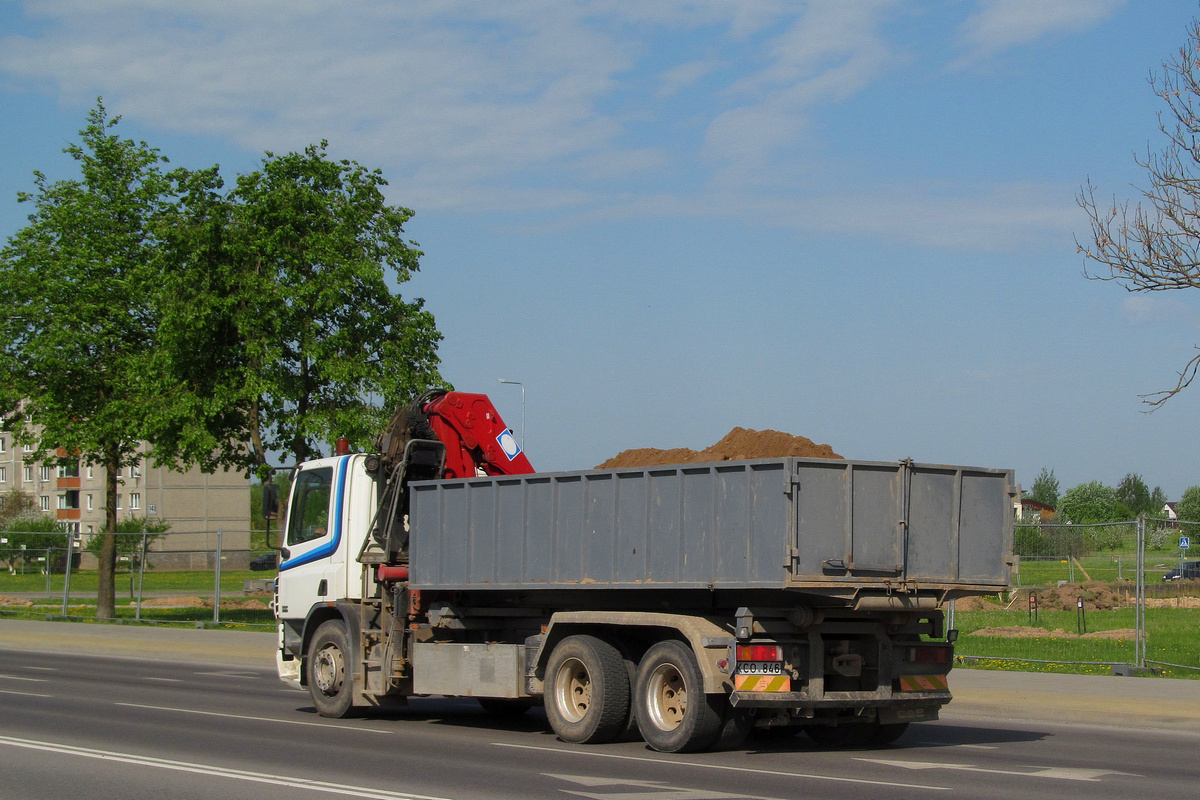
[496,429,521,461]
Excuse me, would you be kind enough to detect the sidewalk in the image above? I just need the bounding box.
[945,667,1200,733]
[1,618,1198,734]
[0,618,275,668]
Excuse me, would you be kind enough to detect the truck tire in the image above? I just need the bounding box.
[634,640,724,753]
[544,635,630,744]
[307,620,355,718]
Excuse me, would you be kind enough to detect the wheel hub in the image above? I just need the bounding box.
[554,657,592,724]
[646,663,687,731]
[313,644,344,695]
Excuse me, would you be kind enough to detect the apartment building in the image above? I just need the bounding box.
[0,433,250,554]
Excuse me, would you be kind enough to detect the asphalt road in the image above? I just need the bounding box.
[0,647,1194,800]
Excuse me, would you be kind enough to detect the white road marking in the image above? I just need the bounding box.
[0,734,454,800]
[114,702,393,734]
[493,743,950,791]
[143,677,183,683]
[915,743,996,750]
[194,671,261,678]
[0,674,48,682]
[0,688,52,698]
[855,758,1141,782]
[547,772,779,800]
[23,667,58,672]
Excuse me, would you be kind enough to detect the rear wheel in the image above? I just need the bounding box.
[307,620,355,718]
[544,635,630,744]
[634,641,724,753]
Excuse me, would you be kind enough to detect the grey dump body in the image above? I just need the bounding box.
[408,457,1013,594]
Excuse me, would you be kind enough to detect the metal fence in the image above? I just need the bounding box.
[4,518,1198,678]
[953,517,1200,676]
[0,529,276,628]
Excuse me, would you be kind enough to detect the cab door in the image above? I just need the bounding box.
[276,459,346,620]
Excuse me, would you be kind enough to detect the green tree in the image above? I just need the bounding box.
[0,505,64,573]
[0,490,38,528]
[1078,14,1200,406]
[1057,481,1126,525]
[1149,486,1168,517]
[1175,485,1200,533]
[1115,472,1162,517]
[0,100,177,619]
[153,142,445,473]
[84,516,170,598]
[1026,467,1060,507]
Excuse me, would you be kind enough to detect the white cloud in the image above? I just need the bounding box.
[0,1,1113,248]
[954,0,1125,65]
[1121,295,1188,324]
[704,1,899,170]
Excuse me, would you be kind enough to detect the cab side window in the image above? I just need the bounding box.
[287,467,333,546]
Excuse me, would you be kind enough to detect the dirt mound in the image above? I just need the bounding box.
[1023,581,1131,611]
[1145,595,1200,608]
[596,427,843,469]
[951,595,1006,610]
[139,596,267,610]
[0,595,32,607]
[969,626,1136,640]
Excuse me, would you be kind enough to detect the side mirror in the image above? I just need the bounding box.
[262,483,279,519]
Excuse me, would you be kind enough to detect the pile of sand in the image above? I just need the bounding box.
[596,427,842,469]
[0,595,32,607]
[1024,581,1134,612]
[139,596,267,610]
[1144,595,1200,608]
[969,626,1136,640]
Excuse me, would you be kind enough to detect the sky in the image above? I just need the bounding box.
[2,0,1200,498]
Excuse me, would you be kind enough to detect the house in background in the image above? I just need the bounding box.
[1019,498,1055,522]
[0,433,250,568]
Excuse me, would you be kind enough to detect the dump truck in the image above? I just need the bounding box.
[273,390,1014,752]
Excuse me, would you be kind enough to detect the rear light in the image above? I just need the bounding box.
[736,645,782,661]
[906,645,952,664]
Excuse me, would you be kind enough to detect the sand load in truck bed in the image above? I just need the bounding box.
[407,457,1014,597]
[595,427,842,469]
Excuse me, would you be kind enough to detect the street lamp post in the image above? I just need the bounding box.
[497,379,525,451]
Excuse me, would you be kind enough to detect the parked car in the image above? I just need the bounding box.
[249,552,278,571]
[1163,560,1200,582]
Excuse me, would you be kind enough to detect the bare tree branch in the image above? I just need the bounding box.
[1078,17,1200,407]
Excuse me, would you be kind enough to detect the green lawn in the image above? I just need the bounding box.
[1014,553,1186,586]
[952,606,1200,678]
[0,568,273,596]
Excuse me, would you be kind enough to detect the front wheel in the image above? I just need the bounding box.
[544,635,630,744]
[307,620,355,718]
[634,640,724,753]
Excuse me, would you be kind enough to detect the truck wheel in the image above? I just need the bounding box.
[634,640,723,753]
[544,635,630,744]
[307,620,355,718]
